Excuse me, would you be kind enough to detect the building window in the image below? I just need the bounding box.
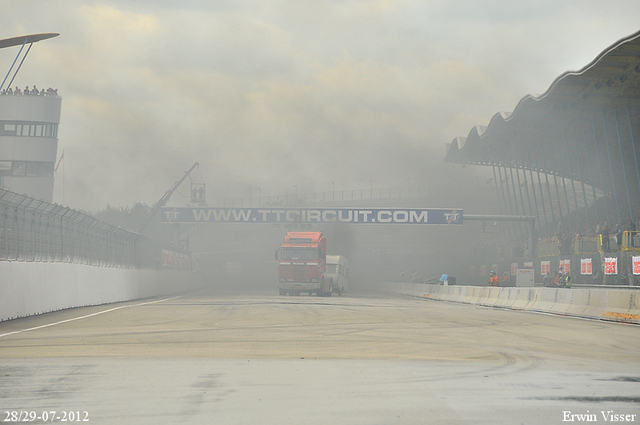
[5,161,53,177]
[0,161,11,176]
[11,162,26,176]
[0,121,58,138]
[26,162,53,177]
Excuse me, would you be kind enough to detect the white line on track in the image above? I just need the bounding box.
[0,295,181,339]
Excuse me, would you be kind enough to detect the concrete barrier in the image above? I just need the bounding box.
[494,287,517,309]
[0,262,202,322]
[510,287,527,310]
[478,287,498,307]
[564,289,592,317]
[452,285,468,303]
[468,286,486,305]
[379,282,640,324]
[601,290,640,322]
[440,285,456,302]
[531,288,559,313]
[548,289,574,315]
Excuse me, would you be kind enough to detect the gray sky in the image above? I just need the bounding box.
[1,1,639,212]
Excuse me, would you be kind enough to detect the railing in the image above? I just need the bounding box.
[574,236,598,254]
[537,240,560,257]
[0,188,190,269]
[538,233,640,258]
[622,231,640,251]
[223,185,492,207]
[592,231,640,253]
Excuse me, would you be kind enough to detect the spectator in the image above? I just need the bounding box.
[489,271,499,287]
[501,272,509,287]
[601,224,611,250]
[553,271,563,287]
[564,274,572,289]
[616,224,623,250]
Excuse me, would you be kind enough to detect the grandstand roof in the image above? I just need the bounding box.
[445,29,640,188]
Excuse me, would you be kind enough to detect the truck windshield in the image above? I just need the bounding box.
[326,264,338,274]
[280,247,318,261]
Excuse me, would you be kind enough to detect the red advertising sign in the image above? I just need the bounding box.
[541,261,550,275]
[580,258,592,275]
[604,257,617,275]
[633,256,640,275]
[560,259,570,274]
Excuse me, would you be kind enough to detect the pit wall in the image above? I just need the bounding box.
[380,282,640,325]
[0,262,202,322]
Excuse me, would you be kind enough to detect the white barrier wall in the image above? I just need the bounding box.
[0,262,202,322]
[380,282,640,324]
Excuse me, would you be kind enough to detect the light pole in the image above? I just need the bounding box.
[369,179,372,198]
[257,187,261,206]
[294,184,297,202]
[331,181,335,201]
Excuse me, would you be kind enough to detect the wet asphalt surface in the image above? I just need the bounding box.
[0,287,638,424]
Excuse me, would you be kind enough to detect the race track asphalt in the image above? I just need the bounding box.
[1,287,638,424]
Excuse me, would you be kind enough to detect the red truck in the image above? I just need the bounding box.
[276,231,333,296]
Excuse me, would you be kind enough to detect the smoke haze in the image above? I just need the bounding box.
[0,1,638,211]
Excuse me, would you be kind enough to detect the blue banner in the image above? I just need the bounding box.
[160,207,463,225]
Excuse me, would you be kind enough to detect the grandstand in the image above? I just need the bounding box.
[446,29,640,285]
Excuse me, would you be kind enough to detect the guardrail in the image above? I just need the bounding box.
[0,188,189,269]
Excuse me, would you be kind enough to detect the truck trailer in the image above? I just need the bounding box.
[276,231,333,296]
[325,255,349,295]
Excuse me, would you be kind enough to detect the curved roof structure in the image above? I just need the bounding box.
[445,29,640,225]
[0,33,59,50]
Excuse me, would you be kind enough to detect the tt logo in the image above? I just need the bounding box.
[444,210,460,224]
[164,209,180,222]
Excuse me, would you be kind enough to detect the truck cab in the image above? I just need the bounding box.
[276,231,332,296]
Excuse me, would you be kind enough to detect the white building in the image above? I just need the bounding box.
[0,93,61,201]
[0,33,60,202]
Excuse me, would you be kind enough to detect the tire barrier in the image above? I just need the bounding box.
[380,282,640,324]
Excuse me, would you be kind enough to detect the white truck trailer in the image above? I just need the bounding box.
[325,255,349,295]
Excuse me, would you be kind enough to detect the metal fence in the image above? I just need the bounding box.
[0,188,190,269]
[223,185,492,207]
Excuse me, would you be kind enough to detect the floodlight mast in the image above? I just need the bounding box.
[0,33,59,92]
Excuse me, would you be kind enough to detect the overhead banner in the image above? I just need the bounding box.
[160,207,463,225]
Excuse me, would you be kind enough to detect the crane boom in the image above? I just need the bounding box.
[138,162,199,233]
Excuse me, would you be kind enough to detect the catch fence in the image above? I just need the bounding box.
[0,188,189,269]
